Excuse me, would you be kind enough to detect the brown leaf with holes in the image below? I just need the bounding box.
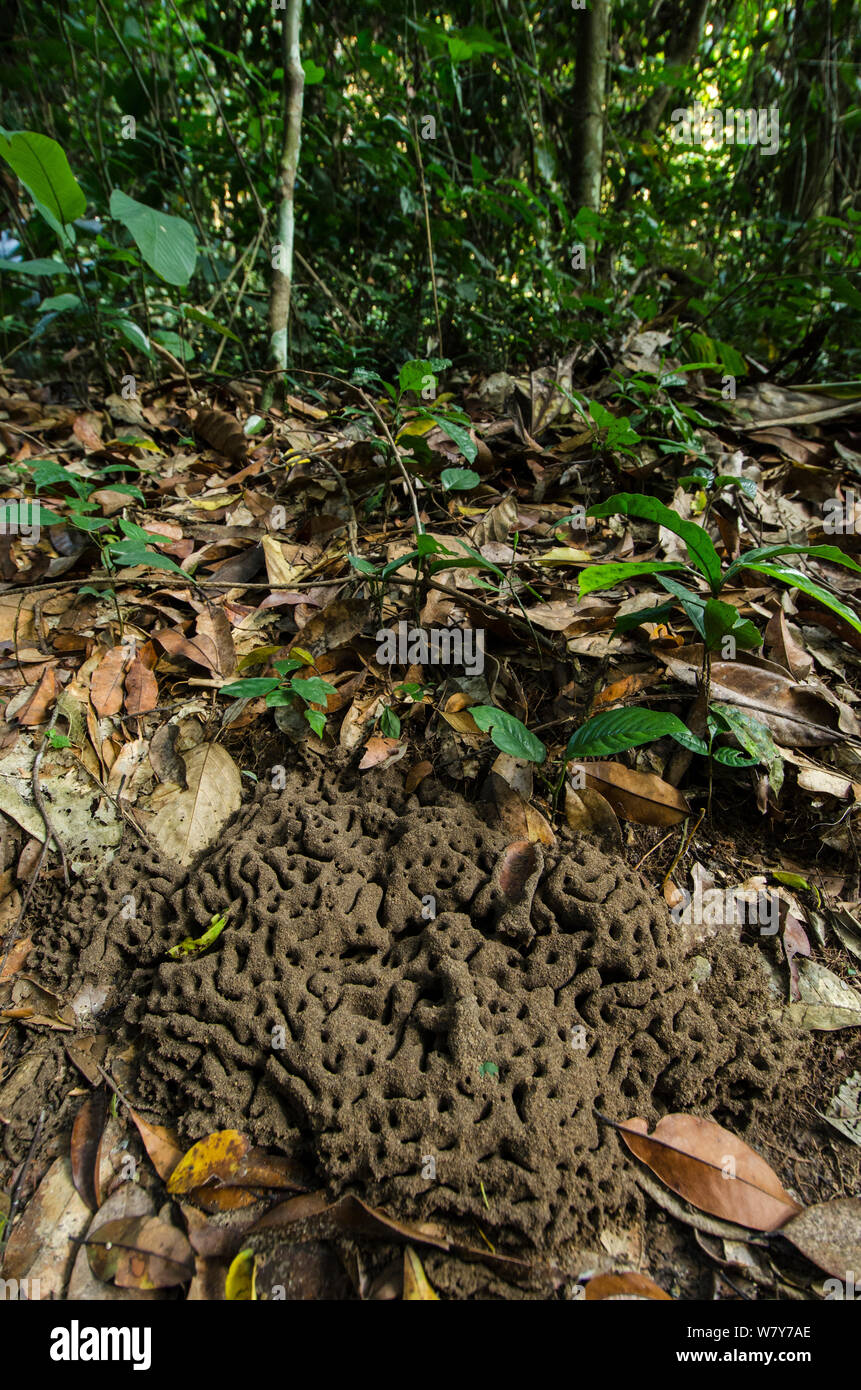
[194,407,248,464]
[617,1113,801,1231]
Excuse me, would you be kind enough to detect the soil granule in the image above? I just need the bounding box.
[32,757,797,1249]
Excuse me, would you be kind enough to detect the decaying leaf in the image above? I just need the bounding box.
[780,1198,861,1279]
[616,1113,801,1231]
[582,761,690,827]
[142,742,241,866]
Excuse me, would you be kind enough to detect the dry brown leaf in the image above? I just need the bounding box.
[582,762,690,827]
[564,783,623,845]
[125,642,159,715]
[70,1088,108,1212]
[129,1109,185,1183]
[780,1198,861,1279]
[152,627,221,677]
[290,598,369,658]
[764,609,814,680]
[617,1113,802,1231]
[142,742,241,866]
[196,606,237,680]
[482,772,555,845]
[664,654,857,745]
[1,1156,91,1297]
[16,666,57,726]
[405,760,433,793]
[359,736,405,770]
[584,1271,672,1300]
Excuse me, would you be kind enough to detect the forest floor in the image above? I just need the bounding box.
[0,350,859,1301]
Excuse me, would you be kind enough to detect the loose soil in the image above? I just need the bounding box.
[16,752,802,1253]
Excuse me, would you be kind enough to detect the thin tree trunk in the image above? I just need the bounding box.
[268,0,305,371]
[570,0,610,214]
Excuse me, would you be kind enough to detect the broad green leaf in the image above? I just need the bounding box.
[0,131,85,223]
[703,598,761,651]
[440,467,480,491]
[587,493,722,591]
[109,189,197,286]
[113,318,153,358]
[302,59,326,84]
[469,706,546,763]
[107,542,185,574]
[713,746,759,767]
[736,563,861,634]
[579,560,688,595]
[725,543,861,584]
[38,292,80,314]
[304,708,327,737]
[380,705,401,738]
[0,257,66,277]
[290,676,337,706]
[398,359,435,394]
[220,677,281,698]
[0,500,64,527]
[711,703,783,791]
[428,412,478,464]
[348,555,379,576]
[564,707,697,761]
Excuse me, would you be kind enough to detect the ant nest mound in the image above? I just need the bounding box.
[52,759,794,1247]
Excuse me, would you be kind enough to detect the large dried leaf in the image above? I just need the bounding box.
[780,1198,861,1279]
[129,1108,185,1182]
[665,655,857,746]
[583,762,690,827]
[125,643,159,715]
[1,1156,91,1297]
[786,959,861,1030]
[90,646,127,717]
[143,742,241,866]
[166,1128,308,1198]
[617,1113,801,1231]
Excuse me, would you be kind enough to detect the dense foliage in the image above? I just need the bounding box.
[0,0,859,382]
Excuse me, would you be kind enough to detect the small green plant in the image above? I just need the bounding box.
[580,492,861,649]
[167,912,229,960]
[220,654,336,738]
